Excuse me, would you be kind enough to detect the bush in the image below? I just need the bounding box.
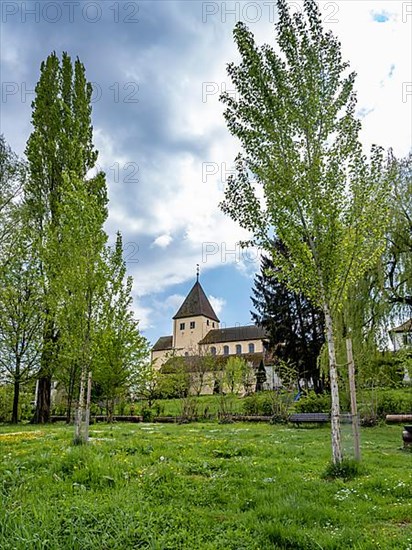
[242,391,290,420]
[295,392,330,413]
[375,390,412,418]
[141,405,154,422]
[243,394,260,415]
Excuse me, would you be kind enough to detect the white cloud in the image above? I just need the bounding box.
[163,294,186,312]
[152,234,173,248]
[209,295,226,317]
[131,301,153,331]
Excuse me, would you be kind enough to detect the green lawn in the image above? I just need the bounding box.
[0,422,411,549]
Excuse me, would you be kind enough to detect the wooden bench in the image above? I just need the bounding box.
[289,413,330,425]
[386,415,412,424]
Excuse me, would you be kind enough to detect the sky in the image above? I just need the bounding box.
[1,0,411,346]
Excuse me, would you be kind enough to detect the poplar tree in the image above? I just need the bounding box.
[94,234,149,422]
[54,171,108,442]
[220,0,390,463]
[25,52,99,423]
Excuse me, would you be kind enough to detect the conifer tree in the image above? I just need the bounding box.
[251,249,325,392]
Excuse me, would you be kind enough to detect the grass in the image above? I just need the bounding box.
[125,394,247,417]
[0,422,411,549]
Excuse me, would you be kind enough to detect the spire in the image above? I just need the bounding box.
[196,264,199,282]
[173,278,220,322]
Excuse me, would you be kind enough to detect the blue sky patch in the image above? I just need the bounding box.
[372,12,390,23]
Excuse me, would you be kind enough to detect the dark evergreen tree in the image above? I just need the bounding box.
[251,246,325,391]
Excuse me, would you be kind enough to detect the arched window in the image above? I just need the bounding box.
[223,345,229,355]
[248,343,255,353]
[236,344,242,355]
[211,346,217,356]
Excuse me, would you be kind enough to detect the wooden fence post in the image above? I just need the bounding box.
[346,338,361,461]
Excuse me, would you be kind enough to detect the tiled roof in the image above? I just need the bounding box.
[199,325,268,345]
[152,335,173,351]
[173,281,219,322]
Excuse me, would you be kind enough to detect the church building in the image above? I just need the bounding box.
[151,276,280,392]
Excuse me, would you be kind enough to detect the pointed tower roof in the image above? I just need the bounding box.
[173,280,220,322]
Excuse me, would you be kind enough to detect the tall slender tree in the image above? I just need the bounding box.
[93,233,149,422]
[53,170,108,441]
[220,0,390,463]
[25,52,100,423]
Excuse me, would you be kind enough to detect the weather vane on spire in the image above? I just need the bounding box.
[196,264,200,281]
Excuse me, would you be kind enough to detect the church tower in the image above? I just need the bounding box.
[172,276,220,354]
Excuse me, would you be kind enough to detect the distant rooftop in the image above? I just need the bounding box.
[152,335,173,352]
[390,319,412,333]
[199,325,268,345]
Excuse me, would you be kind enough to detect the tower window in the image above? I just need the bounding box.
[236,344,242,355]
[211,346,217,356]
[180,322,185,331]
[223,345,229,355]
[212,322,215,328]
[248,343,255,353]
[207,319,209,326]
[190,321,195,329]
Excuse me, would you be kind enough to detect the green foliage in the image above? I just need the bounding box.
[219,0,391,464]
[93,233,149,413]
[0,135,25,261]
[375,390,412,418]
[384,153,412,309]
[140,405,154,422]
[223,356,246,394]
[157,356,190,399]
[356,351,407,389]
[220,2,390,310]
[295,391,331,413]
[0,385,34,423]
[0,386,13,422]
[242,391,290,420]
[25,52,102,423]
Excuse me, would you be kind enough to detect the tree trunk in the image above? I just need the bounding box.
[66,393,72,424]
[33,316,56,424]
[74,368,86,444]
[323,302,343,464]
[83,371,92,443]
[33,375,52,423]
[346,338,361,461]
[12,379,20,423]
